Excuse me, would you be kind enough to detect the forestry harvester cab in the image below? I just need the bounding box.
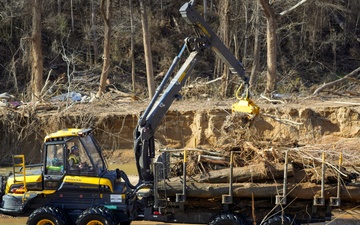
[1,1,338,225]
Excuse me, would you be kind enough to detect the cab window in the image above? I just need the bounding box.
[66,138,95,176]
[80,135,105,175]
[45,144,65,175]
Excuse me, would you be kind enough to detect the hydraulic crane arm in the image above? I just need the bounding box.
[134,41,201,184]
[134,1,259,186]
[180,2,248,83]
[180,2,259,115]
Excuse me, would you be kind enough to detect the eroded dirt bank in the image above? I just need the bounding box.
[0,98,359,166]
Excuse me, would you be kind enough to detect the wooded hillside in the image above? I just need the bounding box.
[0,0,359,100]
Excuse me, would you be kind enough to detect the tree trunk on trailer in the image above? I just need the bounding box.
[161,181,360,201]
[188,162,293,183]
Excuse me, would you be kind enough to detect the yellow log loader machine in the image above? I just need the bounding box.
[0,1,352,225]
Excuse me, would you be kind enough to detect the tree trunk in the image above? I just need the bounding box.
[91,0,98,66]
[30,0,43,100]
[96,0,112,98]
[130,0,136,93]
[70,0,74,31]
[218,0,230,97]
[242,0,249,67]
[250,1,260,90]
[57,0,61,14]
[139,0,155,99]
[203,0,207,21]
[259,0,277,94]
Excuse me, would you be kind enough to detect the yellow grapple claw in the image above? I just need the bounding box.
[232,83,260,117]
[232,99,259,116]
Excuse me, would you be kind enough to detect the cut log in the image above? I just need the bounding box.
[197,154,229,165]
[161,180,360,201]
[185,162,293,183]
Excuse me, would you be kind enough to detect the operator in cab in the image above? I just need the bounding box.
[68,145,82,170]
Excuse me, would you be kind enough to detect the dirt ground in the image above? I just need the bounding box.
[1,208,359,225]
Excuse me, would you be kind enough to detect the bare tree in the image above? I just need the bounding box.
[258,0,310,94]
[57,0,61,14]
[91,0,99,66]
[259,0,277,94]
[70,0,74,31]
[130,0,136,93]
[96,0,112,98]
[214,0,230,96]
[203,0,208,21]
[250,1,260,89]
[139,0,155,99]
[30,0,43,100]
[219,0,231,97]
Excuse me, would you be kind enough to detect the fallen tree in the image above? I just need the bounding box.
[313,66,360,95]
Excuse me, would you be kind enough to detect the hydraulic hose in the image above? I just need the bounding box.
[116,169,137,190]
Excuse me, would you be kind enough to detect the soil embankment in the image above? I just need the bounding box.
[0,97,359,169]
[0,97,360,223]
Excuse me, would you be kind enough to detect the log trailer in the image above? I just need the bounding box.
[0,1,356,225]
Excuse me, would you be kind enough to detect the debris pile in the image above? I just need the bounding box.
[159,139,360,201]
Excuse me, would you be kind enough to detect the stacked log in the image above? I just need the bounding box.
[189,162,293,183]
[158,147,360,202]
[162,180,360,201]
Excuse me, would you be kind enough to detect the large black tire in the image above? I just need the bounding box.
[209,212,247,225]
[76,206,117,225]
[0,176,5,194]
[262,215,300,225]
[27,206,68,225]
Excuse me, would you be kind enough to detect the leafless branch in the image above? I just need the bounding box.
[313,67,360,95]
[259,93,285,104]
[261,113,303,127]
[280,0,309,16]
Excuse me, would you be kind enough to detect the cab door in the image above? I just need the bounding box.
[43,143,66,190]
